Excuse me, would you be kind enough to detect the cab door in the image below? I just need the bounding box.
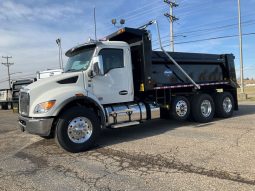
[92,47,133,104]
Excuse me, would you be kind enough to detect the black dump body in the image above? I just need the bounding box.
[106,27,237,91]
[151,51,237,87]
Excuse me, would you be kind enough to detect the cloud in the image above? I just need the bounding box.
[0,1,83,22]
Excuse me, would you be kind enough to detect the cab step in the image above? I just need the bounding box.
[110,121,140,129]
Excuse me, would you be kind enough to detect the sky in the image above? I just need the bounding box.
[0,0,254,89]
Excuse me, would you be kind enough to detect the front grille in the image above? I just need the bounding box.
[19,92,30,116]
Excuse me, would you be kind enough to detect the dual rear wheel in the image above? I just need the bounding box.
[171,92,234,123]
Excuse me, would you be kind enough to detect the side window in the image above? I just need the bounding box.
[98,49,124,73]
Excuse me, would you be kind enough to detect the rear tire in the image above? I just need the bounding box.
[171,96,190,121]
[191,94,215,123]
[214,92,234,118]
[0,103,7,110]
[7,103,12,110]
[55,106,100,153]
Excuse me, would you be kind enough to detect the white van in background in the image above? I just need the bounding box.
[36,69,63,80]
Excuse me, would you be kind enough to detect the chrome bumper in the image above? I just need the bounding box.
[18,115,54,136]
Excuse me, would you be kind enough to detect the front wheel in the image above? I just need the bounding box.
[55,106,100,153]
[191,94,215,123]
[171,96,190,121]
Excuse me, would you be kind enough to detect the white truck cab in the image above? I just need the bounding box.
[20,41,133,117]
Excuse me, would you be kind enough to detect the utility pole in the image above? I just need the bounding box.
[237,0,245,95]
[2,56,14,89]
[164,0,179,52]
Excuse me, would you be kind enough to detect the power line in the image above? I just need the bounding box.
[86,2,254,40]
[175,33,255,44]
[0,75,36,84]
[176,12,255,33]
[0,72,35,82]
[10,76,36,81]
[86,1,164,32]
[115,1,161,20]
[179,22,255,39]
[157,20,255,39]
[125,4,165,21]
[154,23,255,45]
[153,32,255,50]
[0,79,9,84]
[176,20,255,35]
[156,19,255,42]
[99,5,166,34]
[176,1,226,19]
[176,1,216,16]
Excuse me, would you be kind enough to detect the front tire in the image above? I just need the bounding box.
[171,96,190,121]
[191,94,215,123]
[55,106,100,153]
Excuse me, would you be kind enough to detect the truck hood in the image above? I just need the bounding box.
[26,72,82,91]
[21,71,87,117]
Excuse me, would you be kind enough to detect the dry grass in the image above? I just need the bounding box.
[238,86,255,94]
[238,86,255,101]
[248,97,255,101]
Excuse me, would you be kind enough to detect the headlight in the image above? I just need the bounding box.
[34,100,56,114]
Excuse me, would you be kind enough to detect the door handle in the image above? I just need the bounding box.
[119,90,128,95]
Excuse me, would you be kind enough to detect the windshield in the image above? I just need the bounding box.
[64,47,95,72]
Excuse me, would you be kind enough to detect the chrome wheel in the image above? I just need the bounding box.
[67,117,93,144]
[176,100,188,117]
[201,100,212,118]
[223,97,232,113]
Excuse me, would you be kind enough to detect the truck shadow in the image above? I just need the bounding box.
[97,104,255,148]
[232,104,255,117]
[24,104,255,153]
[97,119,186,148]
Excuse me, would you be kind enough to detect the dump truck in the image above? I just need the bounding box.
[12,79,35,111]
[18,21,238,153]
[0,89,12,110]
[0,79,35,110]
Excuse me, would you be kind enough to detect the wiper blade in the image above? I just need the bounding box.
[65,69,78,73]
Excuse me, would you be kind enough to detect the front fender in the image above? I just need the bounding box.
[29,86,87,118]
[53,89,106,126]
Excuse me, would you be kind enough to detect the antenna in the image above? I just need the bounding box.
[94,7,97,40]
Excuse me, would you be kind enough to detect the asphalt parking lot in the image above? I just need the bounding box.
[0,102,255,191]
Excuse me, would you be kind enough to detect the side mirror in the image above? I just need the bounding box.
[92,55,104,76]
